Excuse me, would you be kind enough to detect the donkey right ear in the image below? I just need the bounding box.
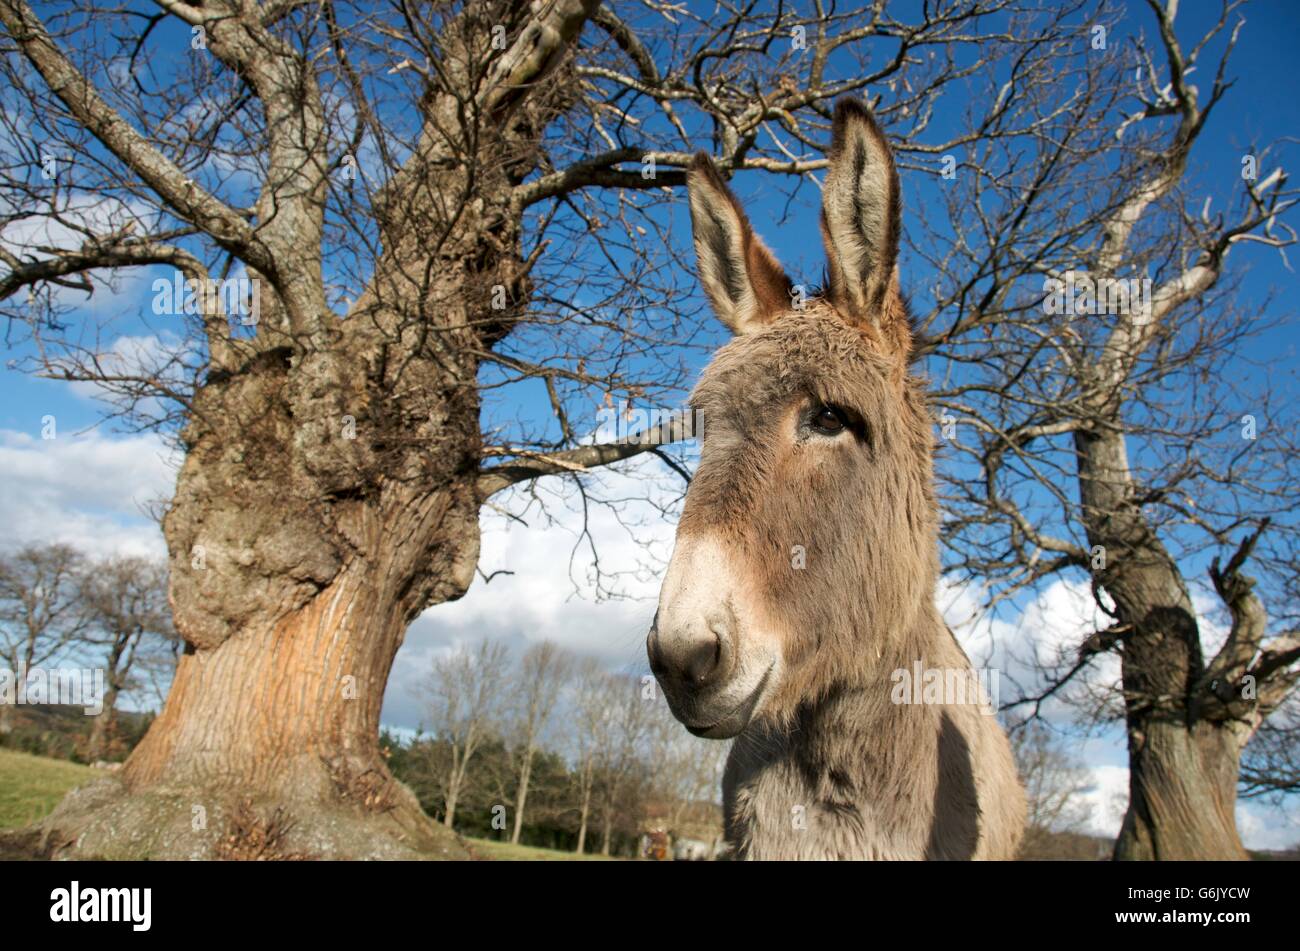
[687,154,792,335]
[820,98,901,329]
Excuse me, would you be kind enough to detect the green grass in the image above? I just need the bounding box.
[0,748,95,830]
[0,750,627,859]
[465,836,623,861]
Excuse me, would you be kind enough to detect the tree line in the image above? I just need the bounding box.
[392,640,728,857]
[387,639,1109,859]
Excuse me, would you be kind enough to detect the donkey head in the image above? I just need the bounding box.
[648,99,939,739]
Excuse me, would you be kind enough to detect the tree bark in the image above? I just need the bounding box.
[45,463,482,857]
[1074,425,1248,860]
[86,633,130,762]
[511,749,533,844]
[1115,719,1246,860]
[86,687,117,762]
[444,758,465,830]
[575,784,592,855]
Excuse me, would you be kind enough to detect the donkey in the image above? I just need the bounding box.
[647,99,1026,860]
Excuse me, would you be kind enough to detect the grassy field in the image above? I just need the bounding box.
[0,750,622,860]
[0,748,95,830]
[1,750,1289,861]
[465,836,620,861]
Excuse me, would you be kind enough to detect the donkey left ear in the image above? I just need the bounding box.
[687,153,793,335]
[820,98,902,331]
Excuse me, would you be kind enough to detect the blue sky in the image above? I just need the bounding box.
[1,1,1297,848]
[5,2,1295,435]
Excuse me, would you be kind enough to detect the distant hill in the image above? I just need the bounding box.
[0,703,152,763]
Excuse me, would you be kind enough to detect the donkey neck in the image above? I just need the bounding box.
[761,602,960,792]
[821,559,947,690]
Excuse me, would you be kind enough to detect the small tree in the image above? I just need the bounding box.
[78,556,175,761]
[422,640,510,829]
[507,641,572,844]
[0,544,89,736]
[646,699,728,844]
[590,674,654,856]
[1011,723,1095,857]
[569,658,609,854]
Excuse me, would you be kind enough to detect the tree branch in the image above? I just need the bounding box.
[0,0,273,274]
[478,410,695,499]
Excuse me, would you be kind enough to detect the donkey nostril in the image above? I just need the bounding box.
[680,622,728,687]
[682,636,721,686]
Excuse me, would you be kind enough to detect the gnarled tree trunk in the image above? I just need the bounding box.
[1075,425,1248,860]
[26,0,599,859]
[47,373,484,857]
[1116,719,1246,860]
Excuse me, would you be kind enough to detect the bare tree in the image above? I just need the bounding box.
[645,696,728,846]
[507,641,572,844]
[423,640,510,830]
[568,658,608,855]
[77,555,176,761]
[1011,722,1094,857]
[593,673,655,856]
[0,544,88,735]
[926,1,1300,858]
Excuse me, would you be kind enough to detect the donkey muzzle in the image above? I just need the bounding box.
[649,535,776,738]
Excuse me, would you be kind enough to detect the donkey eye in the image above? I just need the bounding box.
[810,405,846,435]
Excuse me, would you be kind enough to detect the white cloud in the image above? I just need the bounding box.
[942,574,1119,722]
[0,195,156,314]
[1192,588,1231,660]
[383,464,677,729]
[1238,801,1299,851]
[0,428,175,557]
[1077,763,1131,840]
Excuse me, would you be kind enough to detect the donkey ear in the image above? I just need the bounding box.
[820,98,901,328]
[687,153,792,335]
